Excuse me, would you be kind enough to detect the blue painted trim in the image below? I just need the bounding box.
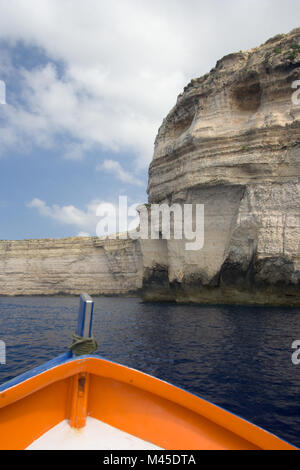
[89,302,94,337]
[76,295,94,337]
[76,297,85,336]
[0,352,103,392]
[0,352,73,392]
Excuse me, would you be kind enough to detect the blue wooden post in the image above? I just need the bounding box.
[0,340,5,365]
[76,293,94,338]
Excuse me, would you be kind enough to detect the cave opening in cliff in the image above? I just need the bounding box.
[232,82,262,112]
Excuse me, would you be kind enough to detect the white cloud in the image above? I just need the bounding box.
[97,159,144,187]
[27,196,141,236]
[0,0,300,168]
[27,197,101,234]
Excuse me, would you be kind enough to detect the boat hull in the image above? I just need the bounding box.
[0,354,297,450]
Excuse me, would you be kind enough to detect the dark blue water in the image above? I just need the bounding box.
[0,296,299,447]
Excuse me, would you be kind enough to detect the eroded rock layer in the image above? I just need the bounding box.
[0,237,143,296]
[143,28,300,305]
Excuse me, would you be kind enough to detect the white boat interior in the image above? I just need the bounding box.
[27,417,162,450]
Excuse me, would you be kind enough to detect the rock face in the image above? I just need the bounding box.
[0,237,143,296]
[143,28,300,305]
[1,29,299,305]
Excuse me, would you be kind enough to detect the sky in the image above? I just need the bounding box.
[0,0,299,240]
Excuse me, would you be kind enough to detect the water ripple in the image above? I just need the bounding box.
[0,296,299,447]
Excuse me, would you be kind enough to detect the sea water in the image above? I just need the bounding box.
[0,296,299,447]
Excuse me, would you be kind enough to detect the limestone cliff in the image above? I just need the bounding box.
[143,28,300,306]
[1,29,299,305]
[0,237,142,296]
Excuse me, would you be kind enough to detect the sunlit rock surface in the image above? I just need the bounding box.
[0,237,142,296]
[142,28,300,305]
